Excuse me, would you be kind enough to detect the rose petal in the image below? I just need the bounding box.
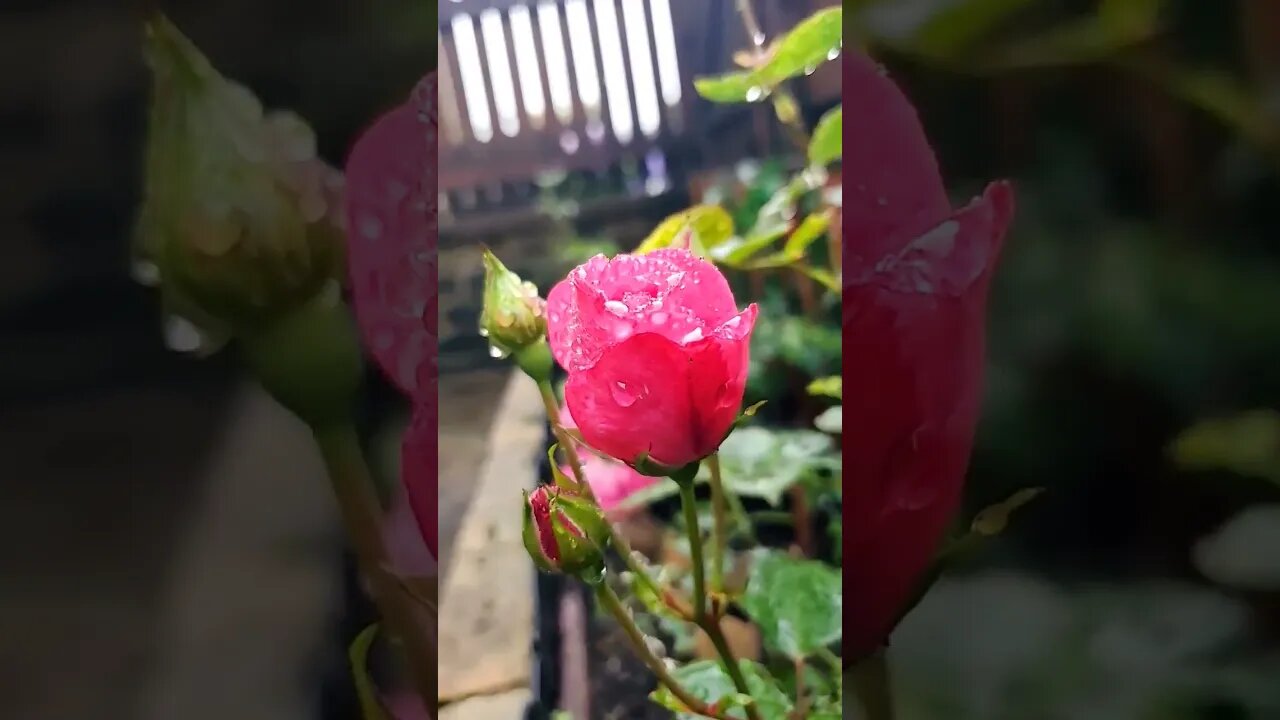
[401,403,438,559]
[842,51,951,275]
[573,454,660,516]
[565,311,754,469]
[344,72,438,399]
[841,181,1014,658]
[547,250,739,373]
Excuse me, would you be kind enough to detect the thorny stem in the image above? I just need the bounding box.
[706,453,729,592]
[678,479,764,720]
[538,379,666,601]
[595,584,732,720]
[313,423,437,711]
[850,650,895,720]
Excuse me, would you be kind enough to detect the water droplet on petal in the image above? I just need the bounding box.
[604,300,628,316]
[358,214,383,240]
[723,315,741,330]
[650,311,668,325]
[681,327,704,344]
[611,380,643,407]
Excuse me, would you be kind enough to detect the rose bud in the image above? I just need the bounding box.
[521,485,611,584]
[479,249,552,381]
[134,14,345,349]
[842,50,1016,661]
[546,249,758,470]
[345,71,438,555]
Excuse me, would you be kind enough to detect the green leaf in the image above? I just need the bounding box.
[794,264,841,293]
[694,7,843,103]
[1151,67,1280,154]
[635,205,735,254]
[814,405,842,434]
[979,12,1160,71]
[782,213,831,258]
[740,550,842,659]
[715,427,835,505]
[806,376,842,400]
[650,659,793,719]
[348,624,391,720]
[1169,410,1280,487]
[909,0,1036,58]
[712,228,789,266]
[808,105,842,166]
[618,427,837,509]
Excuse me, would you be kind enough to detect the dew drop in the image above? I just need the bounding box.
[723,315,741,330]
[611,380,643,407]
[489,345,506,358]
[680,327,704,344]
[358,214,383,240]
[650,311,668,325]
[804,65,817,76]
[478,326,490,338]
[826,48,840,61]
[604,300,628,316]
[745,87,765,102]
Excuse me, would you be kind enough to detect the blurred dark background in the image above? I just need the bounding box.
[0,3,429,719]
[847,1,1280,717]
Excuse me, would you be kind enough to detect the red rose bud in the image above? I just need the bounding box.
[546,249,757,469]
[842,50,1016,660]
[521,486,610,584]
[135,14,345,350]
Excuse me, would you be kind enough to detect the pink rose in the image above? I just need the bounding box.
[546,249,757,468]
[841,50,1015,659]
[559,404,660,516]
[344,71,438,558]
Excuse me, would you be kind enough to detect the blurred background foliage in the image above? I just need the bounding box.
[836,0,1280,717]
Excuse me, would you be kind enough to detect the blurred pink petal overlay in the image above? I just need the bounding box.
[344,72,439,567]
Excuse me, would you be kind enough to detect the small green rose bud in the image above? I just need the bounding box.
[134,14,345,351]
[522,486,610,584]
[480,249,546,359]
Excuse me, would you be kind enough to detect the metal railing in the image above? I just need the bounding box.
[437,0,836,224]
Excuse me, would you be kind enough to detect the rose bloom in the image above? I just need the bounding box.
[559,403,659,517]
[546,249,757,468]
[345,71,438,560]
[842,50,1015,660]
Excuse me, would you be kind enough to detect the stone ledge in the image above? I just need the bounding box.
[438,369,545,704]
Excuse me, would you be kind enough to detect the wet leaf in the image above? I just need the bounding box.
[619,427,836,508]
[650,659,792,719]
[636,205,735,254]
[694,7,843,103]
[808,105,842,167]
[782,213,831,258]
[739,550,842,659]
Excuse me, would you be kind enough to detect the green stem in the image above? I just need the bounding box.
[678,482,707,623]
[706,453,729,592]
[312,423,437,710]
[678,479,764,720]
[595,584,730,720]
[849,650,895,720]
